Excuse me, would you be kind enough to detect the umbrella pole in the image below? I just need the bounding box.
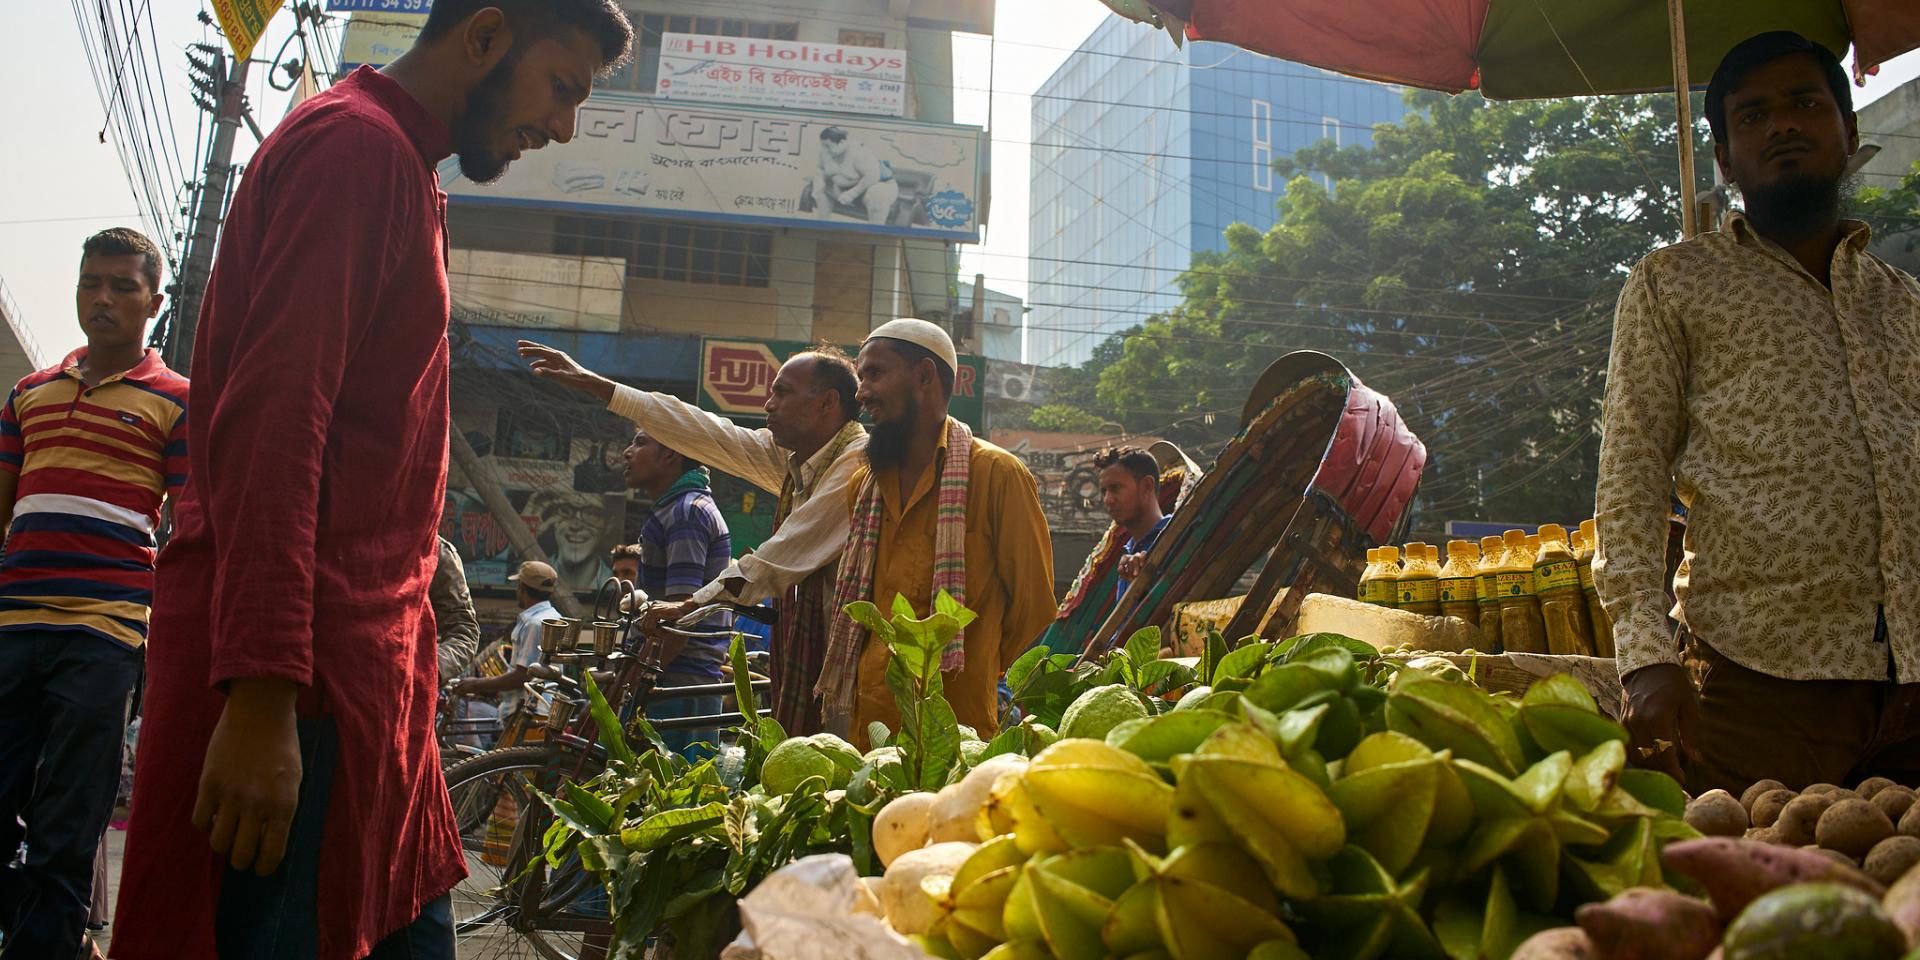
[1668,0,1700,236]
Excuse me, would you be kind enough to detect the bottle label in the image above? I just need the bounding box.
[1400,579,1438,605]
[1535,559,1579,592]
[1477,573,1499,603]
[1439,576,1475,604]
[1578,561,1596,589]
[1496,572,1535,598]
[1360,580,1393,604]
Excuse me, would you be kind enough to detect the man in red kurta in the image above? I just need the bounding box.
[111,3,631,957]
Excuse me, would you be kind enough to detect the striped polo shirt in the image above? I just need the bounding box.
[0,348,188,647]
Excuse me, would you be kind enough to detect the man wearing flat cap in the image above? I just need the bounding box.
[817,319,1055,746]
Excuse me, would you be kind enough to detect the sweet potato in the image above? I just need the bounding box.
[1511,927,1596,960]
[1660,837,1885,923]
[1574,887,1721,960]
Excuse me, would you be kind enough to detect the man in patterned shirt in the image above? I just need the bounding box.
[624,428,733,757]
[1599,32,1920,793]
[0,228,187,956]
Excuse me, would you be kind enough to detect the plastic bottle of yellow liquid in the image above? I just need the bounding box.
[1476,535,1505,652]
[1398,542,1441,615]
[1497,529,1548,653]
[1534,523,1594,656]
[1576,519,1615,657]
[1371,545,1403,609]
[1438,540,1481,625]
[1357,547,1394,606]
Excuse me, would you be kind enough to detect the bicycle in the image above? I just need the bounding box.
[442,578,772,960]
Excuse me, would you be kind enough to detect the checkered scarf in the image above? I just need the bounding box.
[816,417,973,717]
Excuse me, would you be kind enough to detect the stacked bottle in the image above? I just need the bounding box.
[1397,543,1441,616]
[1358,547,1399,607]
[1497,529,1548,653]
[1574,519,1614,657]
[1534,523,1594,656]
[1438,540,1481,624]
[1476,535,1506,652]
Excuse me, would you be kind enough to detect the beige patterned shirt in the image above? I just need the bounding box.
[1596,214,1920,683]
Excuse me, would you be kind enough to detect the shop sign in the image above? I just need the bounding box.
[340,13,424,68]
[449,249,625,333]
[445,92,983,242]
[210,0,278,61]
[656,33,906,117]
[328,0,431,11]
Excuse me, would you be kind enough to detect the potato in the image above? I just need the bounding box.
[1864,835,1920,887]
[1875,786,1918,825]
[1806,783,1844,795]
[1777,792,1839,846]
[1660,837,1885,922]
[879,841,975,935]
[1751,789,1797,829]
[874,791,938,867]
[1804,844,1859,867]
[1817,798,1897,860]
[1510,927,1596,959]
[1574,887,1720,960]
[1685,789,1750,837]
[851,876,885,918]
[1742,779,1790,811]
[1883,853,1920,946]
[1857,776,1900,800]
[1901,799,1920,840]
[1744,827,1784,845]
[928,754,1027,844]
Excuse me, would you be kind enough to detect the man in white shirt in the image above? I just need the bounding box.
[450,560,560,723]
[518,341,865,734]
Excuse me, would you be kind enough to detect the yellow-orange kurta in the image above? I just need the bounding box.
[844,424,1055,748]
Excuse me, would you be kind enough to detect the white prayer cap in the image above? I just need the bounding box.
[866,318,957,375]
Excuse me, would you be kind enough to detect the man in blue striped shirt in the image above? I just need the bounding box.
[624,428,732,758]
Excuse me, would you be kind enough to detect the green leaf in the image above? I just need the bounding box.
[563,781,619,835]
[868,721,893,748]
[848,802,876,876]
[621,801,730,851]
[582,671,638,770]
[1123,626,1162,670]
[1201,627,1230,683]
[933,589,980,631]
[1213,642,1271,683]
[1006,644,1049,691]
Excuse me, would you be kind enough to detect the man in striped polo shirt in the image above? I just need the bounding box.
[0,227,186,956]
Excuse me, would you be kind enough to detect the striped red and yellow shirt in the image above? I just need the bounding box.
[0,347,188,646]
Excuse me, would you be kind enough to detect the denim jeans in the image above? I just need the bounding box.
[0,630,141,959]
[215,717,454,959]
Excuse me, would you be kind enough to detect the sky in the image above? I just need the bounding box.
[2,2,1917,365]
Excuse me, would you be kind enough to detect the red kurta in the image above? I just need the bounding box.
[112,67,464,959]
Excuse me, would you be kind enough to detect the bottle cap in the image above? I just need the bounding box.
[1537,522,1568,543]
[1448,539,1477,557]
[1480,535,1504,554]
[1381,545,1400,562]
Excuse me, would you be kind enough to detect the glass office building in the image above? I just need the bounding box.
[1028,16,1411,367]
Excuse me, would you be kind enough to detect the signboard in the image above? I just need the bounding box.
[699,337,985,433]
[449,249,625,333]
[328,0,431,11]
[210,0,278,61]
[446,93,983,242]
[656,33,907,117]
[341,13,424,68]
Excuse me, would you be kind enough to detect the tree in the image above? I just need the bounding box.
[1088,90,1714,526]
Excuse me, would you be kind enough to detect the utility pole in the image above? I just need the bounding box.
[166,44,250,372]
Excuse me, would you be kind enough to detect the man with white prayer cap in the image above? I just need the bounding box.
[817,319,1056,745]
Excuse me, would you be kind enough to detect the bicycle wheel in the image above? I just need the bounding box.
[443,745,614,960]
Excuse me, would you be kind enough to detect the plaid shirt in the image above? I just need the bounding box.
[640,475,732,678]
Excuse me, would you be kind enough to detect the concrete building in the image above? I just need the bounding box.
[0,278,44,390]
[1027,15,1412,368]
[341,1,994,592]
[1859,77,1920,273]
[957,278,1025,364]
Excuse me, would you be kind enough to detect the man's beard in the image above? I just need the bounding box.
[454,53,518,184]
[864,392,919,471]
[1742,170,1849,243]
